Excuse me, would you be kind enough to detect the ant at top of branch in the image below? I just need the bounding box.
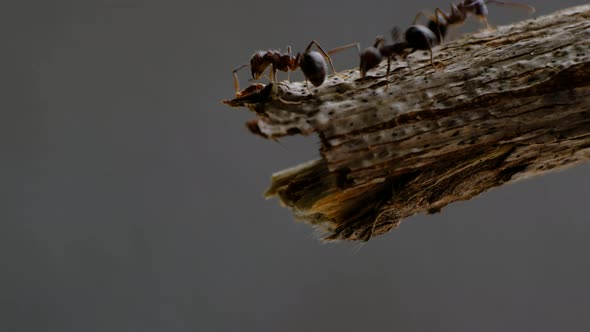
[232,40,359,96]
[229,1,535,97]
[358,35,409,87]
[358,0,534,87]
[416,0,536,44]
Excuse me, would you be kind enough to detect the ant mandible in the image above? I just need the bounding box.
[232,40,358,95]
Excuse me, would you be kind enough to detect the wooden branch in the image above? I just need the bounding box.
[223,5,590,241]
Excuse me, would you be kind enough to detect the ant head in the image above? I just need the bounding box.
[250,51,267,79]
[359,46,383,78]
[374,35,386,48]
[299,51,328,87]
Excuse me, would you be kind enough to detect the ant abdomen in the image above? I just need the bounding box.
[300,51,328,87]
[405,25,438,50]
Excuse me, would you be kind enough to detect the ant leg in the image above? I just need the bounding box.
[428,46,445,70]
[429,48,435,68]
[486,1,536,14]
[267,68,273,84]
[269,66,279,94]
[273,67,279,85]
[422,37,445,70]
[306,79,313,95]
[405,48,416,72]
[413,10,433,24]
[306,40,341,78]
[232,64,249,94]
[287,46,292,81]
[479,16,494,31]
[433,8,450,44]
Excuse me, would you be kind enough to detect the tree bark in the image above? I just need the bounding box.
[223,5,590,241]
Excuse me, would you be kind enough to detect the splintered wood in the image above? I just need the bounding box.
[223,5,590,241]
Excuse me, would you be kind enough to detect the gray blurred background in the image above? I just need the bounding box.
[2,1,590,331]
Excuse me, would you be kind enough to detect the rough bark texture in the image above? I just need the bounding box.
[223,5,590,241]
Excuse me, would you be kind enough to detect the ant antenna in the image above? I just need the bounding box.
[485,0,536,13]
[232,64,249,93]
[327,42,361,76]
[391,27,401,42]
[286,45,292,81]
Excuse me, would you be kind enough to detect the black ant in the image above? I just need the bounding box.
[359,0,534,82]
[415,0,536,44]
[232,40,358,95]
[359,25,442,83]
[358,35,409,87]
